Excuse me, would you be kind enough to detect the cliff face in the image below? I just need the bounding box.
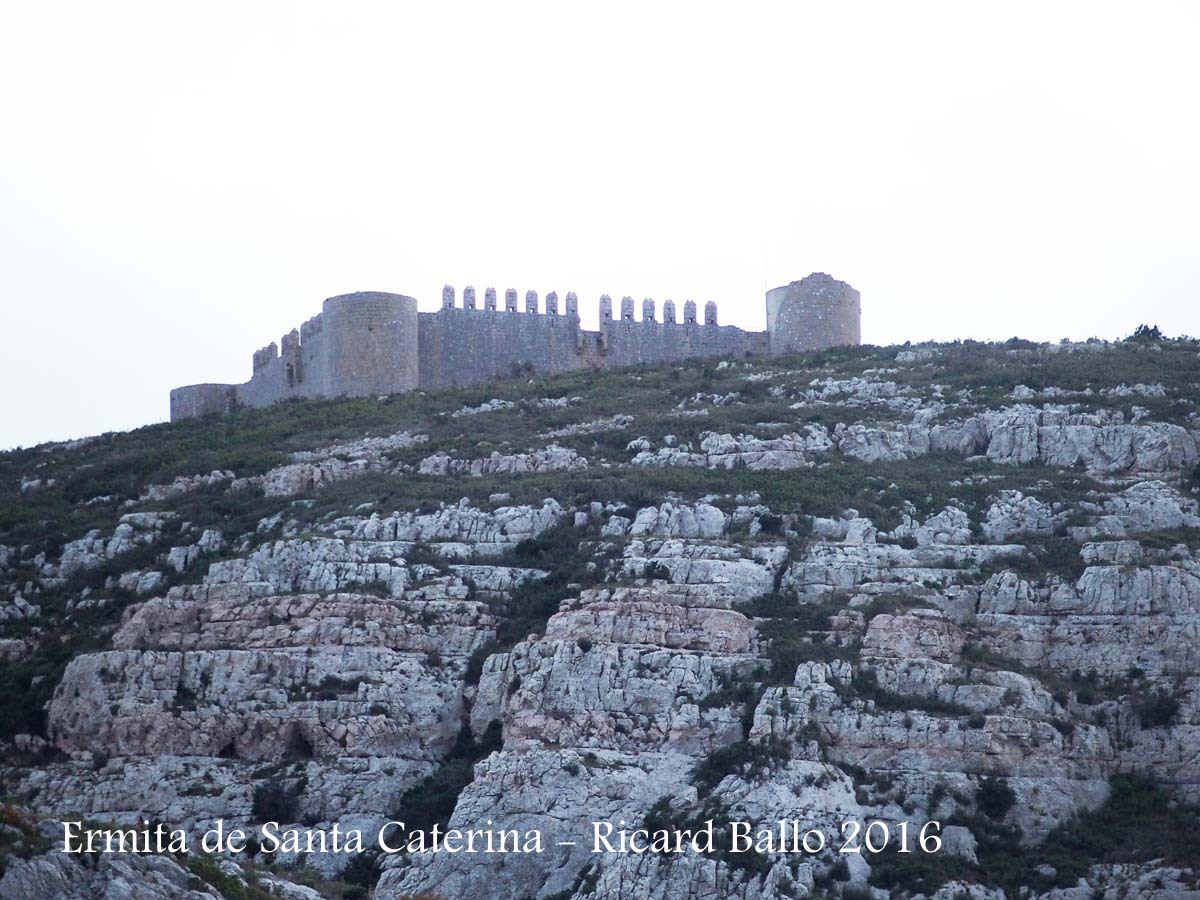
[2,337,1200,899]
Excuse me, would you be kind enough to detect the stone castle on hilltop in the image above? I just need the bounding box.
[170,273,860,421]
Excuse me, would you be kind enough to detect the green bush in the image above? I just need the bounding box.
[735,594,854,685]
[692,737,792,796]
[184,857,276,900]
[975,776,1016,820]
[641,796,772,876]
[251,776,304,823]
[1127,324,1164,343]
[979,533,1085,583]
[959,773,1200,893]
[1133,688,1180,728]
[868,844,973,894]
[388,720,503,834]
[851,669,971,717]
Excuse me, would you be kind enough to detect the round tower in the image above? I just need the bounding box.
[765,273,860,354]
[322,291,419,397]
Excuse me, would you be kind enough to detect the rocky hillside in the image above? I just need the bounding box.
[2,333,1200,899]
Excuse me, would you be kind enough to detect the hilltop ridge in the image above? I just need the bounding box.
[2,333,1200,899]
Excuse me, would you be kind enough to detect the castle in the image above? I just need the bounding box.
[169,273,860,421]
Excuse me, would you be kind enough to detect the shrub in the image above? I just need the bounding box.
[388,720,502,833]
[868,844,973,895]
[543,863,601,900]
[1127,324,1163,343]
[184,857,277,900]
[463,645,491,686]
[698,670,759,711]
[1133,688,1180,729]
[758,514,784,535]
[641,795,771,876]
[644,561,671,580]
[851,669,970,717]
[962,773,1200,893]
[339,852,381,895]
[493,521,608,648]
[980,533,1085,583]
[975,776,1016,820]
[691,737,791,796]
[734,594,853,685]
[252,777,303,823]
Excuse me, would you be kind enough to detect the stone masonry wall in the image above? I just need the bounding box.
[322,292,419,396]
[600,319,767,366]
[169,276,858,420]
[418,306,587,387]
[236,320,330,408]
[416,292,768,387]
[766,272,861,353]
[168,384,237,420]
[235,292,418,410]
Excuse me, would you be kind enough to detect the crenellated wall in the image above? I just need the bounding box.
[415,286,765,386]
[169,275,859,420]
[417,302,586,387]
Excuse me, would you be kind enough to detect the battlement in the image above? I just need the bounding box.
[251,342,278,372]
[436,285,726,329]
[440,285,582,319]
[170,274,859,420]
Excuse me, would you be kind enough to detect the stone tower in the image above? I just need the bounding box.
[765,273,860,354]
[322,292,419,396]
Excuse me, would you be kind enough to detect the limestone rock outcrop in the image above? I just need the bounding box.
[7,336,1200,899]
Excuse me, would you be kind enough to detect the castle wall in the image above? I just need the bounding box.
[168,275,859,421]
[415,296,769,388]
[236,325,330,408]
[235,292,418,409]
[418,307,587,387]
[599,320,767,367]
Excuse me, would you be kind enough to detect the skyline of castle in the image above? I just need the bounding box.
[169,273,861,421]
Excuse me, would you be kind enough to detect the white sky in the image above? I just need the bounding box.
[2,2,1198,450]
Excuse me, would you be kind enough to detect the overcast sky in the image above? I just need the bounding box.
[2,2,1197,450]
